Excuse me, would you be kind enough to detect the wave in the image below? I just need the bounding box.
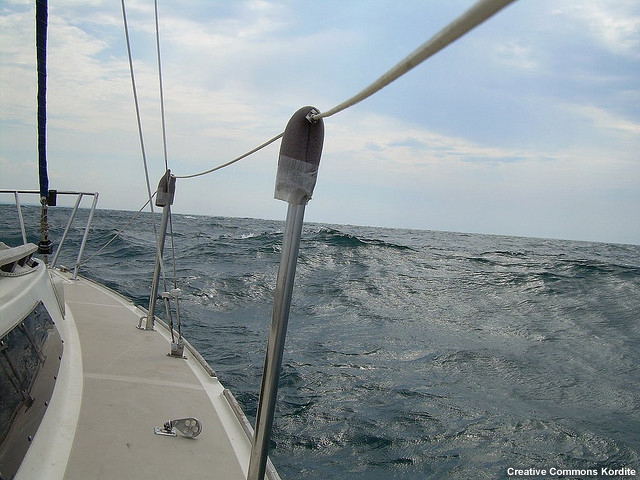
[559,258,640,279]
[310,227,414,251]
[4,206,640,480]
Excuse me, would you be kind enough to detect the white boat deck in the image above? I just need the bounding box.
[57,272,256,480]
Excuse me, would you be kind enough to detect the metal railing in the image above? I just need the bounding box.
[0,190,99,279]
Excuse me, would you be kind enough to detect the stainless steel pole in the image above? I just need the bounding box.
[72,193,99,279]
[14,192,27,245]
[247,106,324,480]
[247,203,305,480]
[51,193,82,269]
[139,170,175,331]
[140,203,170,330]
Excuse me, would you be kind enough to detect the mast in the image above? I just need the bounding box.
[36,0,53,257]
[36,0,47,200]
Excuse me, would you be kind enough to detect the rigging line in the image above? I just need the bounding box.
[174,132,284,179]
[121,0,167,289]
[168,212,178,290]
[309,0,516,122]
[153,0,177,293]
[120,0,156,221]
[154,0,169,171]
[79,194,155,266]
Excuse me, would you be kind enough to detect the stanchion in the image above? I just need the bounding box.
[247,106,324,480]
[139,170,176,331]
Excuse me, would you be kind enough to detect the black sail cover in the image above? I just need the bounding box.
[274,107,324,205]
[36,0,48,199]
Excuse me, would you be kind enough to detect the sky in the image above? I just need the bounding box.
[1,0,639,245]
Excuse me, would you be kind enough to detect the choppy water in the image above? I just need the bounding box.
[2,205,639,479]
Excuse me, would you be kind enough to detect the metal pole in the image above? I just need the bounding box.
[73,193,99,279]
[247,106,324,480]
[14,192,28,245]
[247,203,305,480]
[51,193,82,268]
[139,170,175,331]
[140,203,170,330]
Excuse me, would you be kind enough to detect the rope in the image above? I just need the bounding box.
[174,132,284,179]
[310,0,516,121]
[79,195,155,266]
[172,0,515,180]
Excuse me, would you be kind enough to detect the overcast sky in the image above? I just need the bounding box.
[1,0,639,245]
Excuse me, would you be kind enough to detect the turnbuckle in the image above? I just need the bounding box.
[162,288,185,358]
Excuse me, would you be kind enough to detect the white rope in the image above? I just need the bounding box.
[310,0,516,121]
[173,0,515,180]
[174,132,284,179]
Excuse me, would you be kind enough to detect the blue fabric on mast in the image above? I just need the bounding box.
[36,0,48,199]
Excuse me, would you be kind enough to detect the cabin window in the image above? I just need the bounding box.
[0,302,58,478]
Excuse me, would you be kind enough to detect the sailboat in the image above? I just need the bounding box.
[0,1,515,478]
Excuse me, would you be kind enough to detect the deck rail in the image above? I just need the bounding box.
[0,189,99,279]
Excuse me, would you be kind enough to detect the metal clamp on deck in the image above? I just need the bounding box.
[154,418,202,438]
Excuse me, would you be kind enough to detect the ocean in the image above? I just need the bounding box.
[2,204,639,479]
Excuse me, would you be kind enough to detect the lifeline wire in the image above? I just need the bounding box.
[310,0,516,121]
[79,194,155,266]
[174,0,515,180]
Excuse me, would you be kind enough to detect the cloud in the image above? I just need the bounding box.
[1,0,638,244]
[495,42,539,71]
[571,104,640,135]
[388,137,427,150]
[323,113,536,175]
[554,1,640,58]
[0,10,37,123]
